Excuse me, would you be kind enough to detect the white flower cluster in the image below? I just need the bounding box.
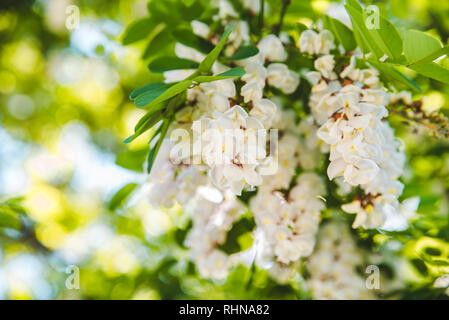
[299,29,336,56]
[250,173,326,265]
[191,105,267,195]
[185,189,246,280]
[146,139,206,208]
[143,4,309,280]
[172,21,300,195]
[297,116,328,170]
[389,90,413,105]
[238,34,300,102]
[306,221,375,300]
[258,132,300,191]
[301,28,417,229]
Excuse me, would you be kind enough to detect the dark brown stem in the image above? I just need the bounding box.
[258,0,264,35]
[275,0,291,36]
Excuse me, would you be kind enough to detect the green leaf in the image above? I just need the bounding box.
[124,109,163,144]
[193,67,245,82]
[148,57,199,73]
[142,26,172,59]
[322,15,356,52]
[199,7,219,22]
[174,220,193,248]
[134,108,163,132]
[121,18,156,45]
[345,1,401,60]
[115,148,148,172]
[108,183,138,211]
[147,0,180,23]
[147,119,170,174]
[411,258,428,275]
[198,25,234,73]
[409,62,449,84]
[407,46,449,66]
[427,259,449,266]
[3,198,26,214]
[135,79,193,109]
[404,30,442,63]
[0,207,21,230]
[217,216,255,254]
[227,45,259,61]
[346,0,363,10]
[180,1,205,21]
[129,83,165,100]
[345,1,372,54]
[424,247,442,256]
[228,0,243,13]
[369,59,421,92]
[297,22,308,34]
[172,27,214,54]
[134,86,171,108]
[366,16,403,61]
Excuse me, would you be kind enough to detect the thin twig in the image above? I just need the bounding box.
[258,0,264,35]
[275,0,291,36]
[389,107,449,138]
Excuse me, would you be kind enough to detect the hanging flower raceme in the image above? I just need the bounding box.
[306,221,376,300]
[191,105,267,195]
[250,172,326,265]
[185,189,246,280]
[145,139,207,208]
[300,28,418,230]
[168,22,300,195]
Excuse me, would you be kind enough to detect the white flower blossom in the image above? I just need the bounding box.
[249,98,279,128]
[163,69,195,83]
[342,198,386,229]
[241,81,263,103]
[389,91,413,105]
[299,29,335,55]
[266,63,300,94]
[191,20,210,39]
[299,30,318,55]
[314,54,336,79]
[217,0,238,19]
[192,105,268,195]
[185,189,246,280]
[146,139,206,208]
[307,221,376,300]
[241,61,267,86]
[258,34,287,62]
[243,0,261,13]
[174,43,205,62]
[250,173,326,265]
[228,20,250,50]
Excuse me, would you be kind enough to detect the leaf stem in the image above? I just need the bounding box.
[275,0,291,36]
[258,0,264,35]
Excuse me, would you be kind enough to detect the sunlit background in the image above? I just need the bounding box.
[0,0,449,299]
